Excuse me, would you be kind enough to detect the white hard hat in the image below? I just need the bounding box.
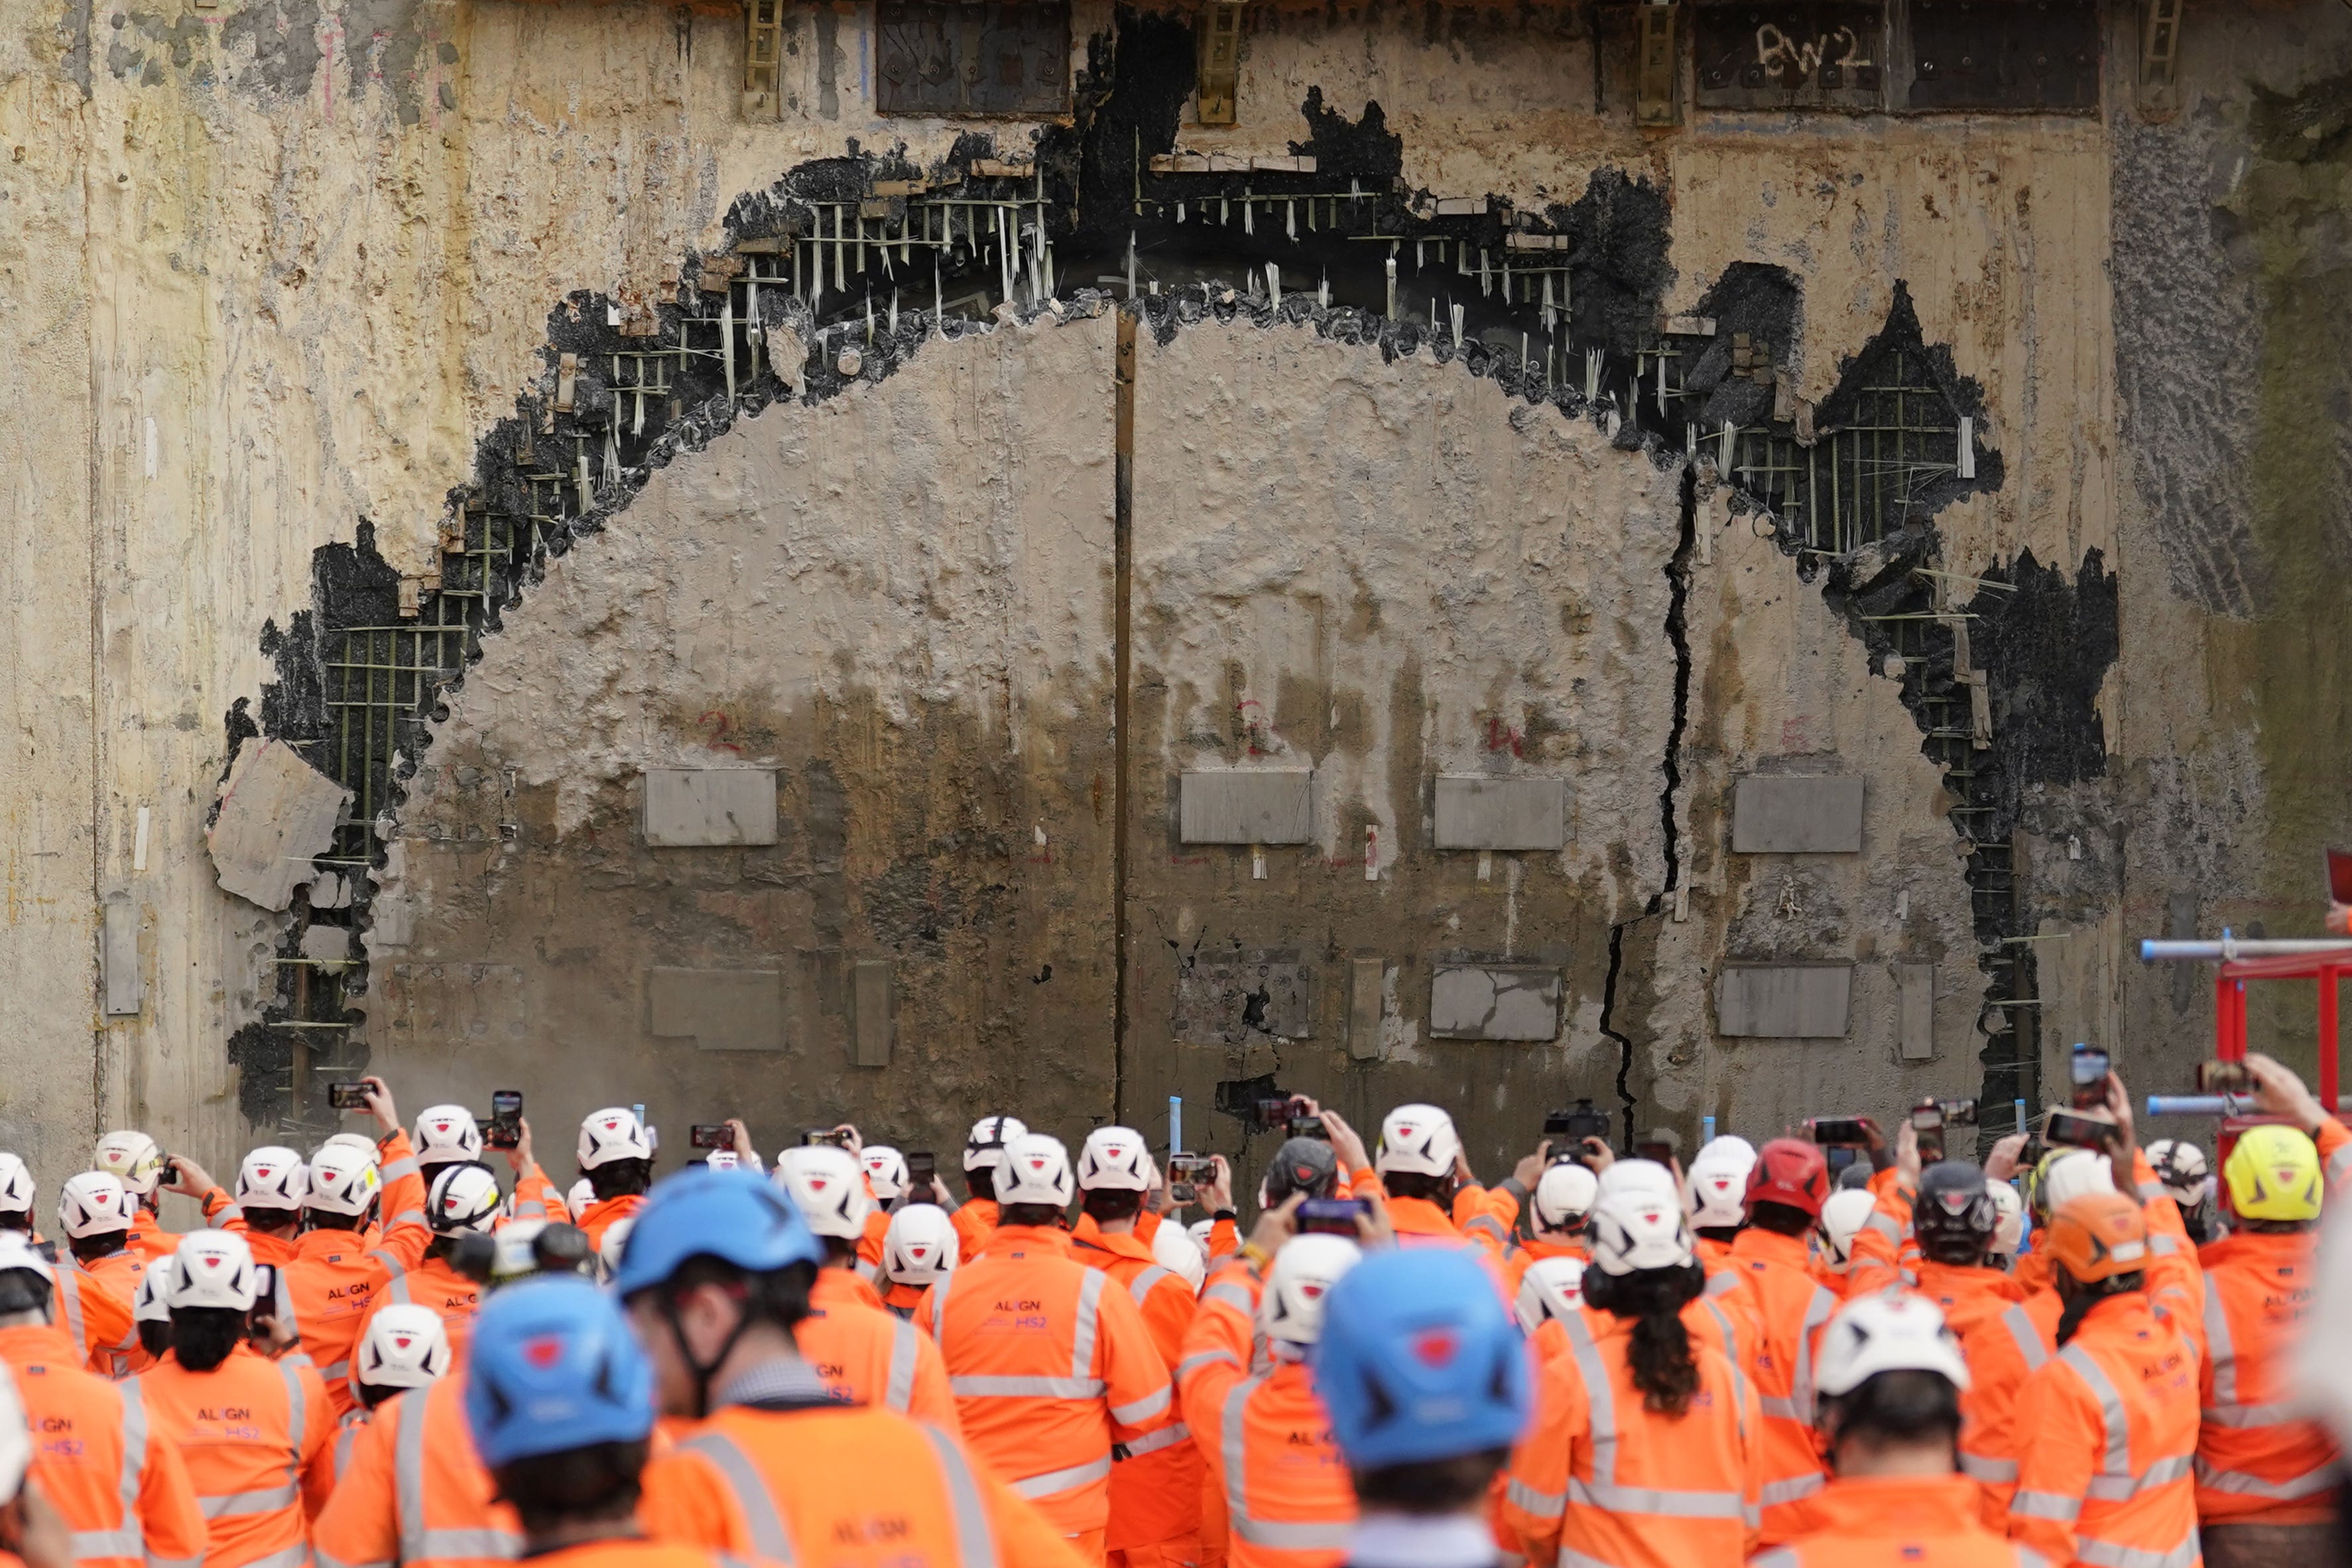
[322,1132,378,1156]
[0,1155,33,1217]
[413,1106,483,1169]
[355,1303,450,1391]
[1817,1188,1879,1272]
[860,1146,908,1203]
[595,1217,636,1286]
[995,1134,1075,1208]
[1596,1158,1679,1201]
[1077,1126,1153,1193]
[0,1233,53,1290]
[963,1115,1028,1174]
[1587,1187,1695,1277]
[93,1130,166,1197]
[132,1266,170,1325]
[1259,1234,1361,1348]
[1151,1217,1206,1292]
[2040,1148,2114,1214]
[1187,1218,1215,1248]
[236,1146,307,1211]
[1377,1104,1461,1179]
[0,1364,29,1504]
[1686,1144,1757,1229]
[578,1107,652,1170]
[306,1141,382,1217]
[57,1172,133,1239]
[774,1146,873,1240]
[883,1203,958,1288]
[489,1221,550,1284]
[1515,1256,1588,1332]
[566,1177,595,1221]
[703,1150,742,1172]
[2146,1139,2209,1206]
[1815,1291,1972,1400]
[1988,1181,2024,1256]
[165,1230,257,1313]
[426,1164,501,1234]
[1532,1162,1599,1233]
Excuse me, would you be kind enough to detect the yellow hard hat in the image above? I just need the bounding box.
[2223,1125,2323,1223]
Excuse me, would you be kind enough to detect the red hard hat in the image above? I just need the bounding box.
[1746,1137,1830,1219]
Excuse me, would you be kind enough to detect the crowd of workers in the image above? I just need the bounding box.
[0,1052,2337,1568]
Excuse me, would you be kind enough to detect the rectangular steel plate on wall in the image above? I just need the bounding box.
[1430,964,1563,1042]
[648,967,786,1052]
[876,2,1072,118]
[1731,776,1865,854]
[1716,964,1854,1037]
[1433,776,1570,851]
[643,769,779,847]
[1695,2,1887,110]
[1905,0,2098,111]
[1179,770,1314,844]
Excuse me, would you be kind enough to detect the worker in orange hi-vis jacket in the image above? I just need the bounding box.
[2006,1193,2200,1568]
[1751,1293,2033,1568]
[770,1144,959,1433]
[1178,1196,1361,1568]
[952,1114,1025,1263]
[568,1109,654,1254]
[0,1233,206,1568]
[879,1202,958,1321]
[2191,1052,2347,1568]
[180,1148,308,1273]
[1685,1137,1759,1266]
[49,1176,144,1380]
[1071,1127,1204,1568]
[1502,1159,1599,1299]
[350,1164,501,1370]
[920,1134,1177,1566]
[1354,1105,1516,1259]
[621,1167,1087,1568]
[1812,1187,1882,1299]
[128,1231,334,1568]
[1499,1183,1763,1568]
[88,1135,176,1266]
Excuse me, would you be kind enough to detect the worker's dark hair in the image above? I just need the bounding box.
[1693,1225,1742,1245]
[819,1236,859,1265]
[658,1255,816,1333]
[1080,1189,1145,1224]
[999,1203,1068,1229]
[137,1319,171,1360]
[240,1207,300,1238]
[1582,1262,1705,1416]
[68,1233,126,1266]
[0,1213,31,1235]
[356,1380,406,1412]
[0,1270,49,1318]
[1351,1449,1511,1514]
[2056,1272,2142,1347]
[965,1167,998,1202]
[1824,1370,1961,1461]
[491,1440,648,1536]
[1380,1171,1452,1205]
[1749,1201,1812,1238]
[171,1306,248,1373]
[586,1160,652,1202]
[306,1211,364,1233]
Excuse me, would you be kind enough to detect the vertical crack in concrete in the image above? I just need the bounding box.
[1599,922,1637,1146]
[1659,464,1696,898]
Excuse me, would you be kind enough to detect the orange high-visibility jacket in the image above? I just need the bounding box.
[952,1199,999,1264]
[505,1163,561,1225]
[881,1282,928,1322]
[573,1194,643,1255]
[328,1410,366,1485]
[123,1213,176,1266]
[1906,1260,2044,1526]
[855,1211,889,1280]
[792,1267,959,1434]
[1725,1228,1839,1540]
[351,1254,481,1372]
[1501,1235,1589,1301]
[0,1323,207,1568]
[916,1224,1176,1536]
[1748,1473,2051,1567]
[2007,1293,2199,1568]
[131,1344,333,1568]
[1174,1262,1351,1568]
[2194,1227,2341,1526]
[282,1131,433,1418]
[1500,1302,1764,1568]
[55,1262,144,1380]
[639,1398,1089,1567]
[312,1371,522,1568]
[1070,1216,1204,1554]
[490,1534,768,1568]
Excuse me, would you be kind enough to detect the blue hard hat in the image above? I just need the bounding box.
[464,1276,652,1469]
[607,1164,823,1299]
[1311,1248,1530,1471]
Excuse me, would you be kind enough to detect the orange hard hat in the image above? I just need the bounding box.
[2045,1191,2149,1284]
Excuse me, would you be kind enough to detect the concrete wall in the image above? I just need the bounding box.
[7,0,2351,1197]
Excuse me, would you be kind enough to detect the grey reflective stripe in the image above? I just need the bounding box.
[387,1211,426,1231]
[1119,1422,1190,1457]
[2002,1304,2049,1371]
[2192,1457,2345,1498]
[58,1270,87,1360]
[1698,1298,1736,1355]
[395,1394,428,1561]
[2085,1453,2192,1501]
[318,1359,350,1385]
[1568,1477,1747,1518]
[1465,1215,1508,1245]
[2058,1343,2133,1482]
[2011,1490,2083,1521]
[2201,1400,2305,1428]
[1726,1357,1756,1447]
[511,1199,546,1220]
[333,1424,361,1482]
[1758,1396,1800,1421]
[279,1357,310,1505]
[1704,1270,1740,1298]
[380,1157,420,1182]
[1069,1269,1106,1381]
[1790,1283,1835,1424]
[2074,1536,2201,1568]
[2013,1550,2052,1568]
[2137,1179,2164,1201]
[2149,1233,2179,1256]
[1747,1551,1801,1568]
[116,1376,149,1545]
[1865,1211,1904,1242]
[1560,1310,1619,1486]
[234,1545,312,1568]
[382,1275,411,1305]
[1202,1282,1253,1313]
[413,1530,523,1559]
[2328,1143,2352,1185]
[678,1432,796,1565]
[1221,1374,1263,1541]
[199,1484,300,1519]
[1007,1454,1110,1499]
[918,1424,999,1568]
[315,1553,389,1568]
[2203,1273,2238,1406]
[1109,1382,1171,1426]
[1127,1266,1172,1307]
[1758,1473,1823,1508]
[1505,1478,1565,1520]
[70,1530,143,1558]
[1959,1449,2020,1484]
[1235,1518,1355,1551]
[950,1375,1105,1399]
[926,1268,954,1334]
[1174,1349,1239,1385]
[148,1555,206,1568]
[883,1319,919,1413]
